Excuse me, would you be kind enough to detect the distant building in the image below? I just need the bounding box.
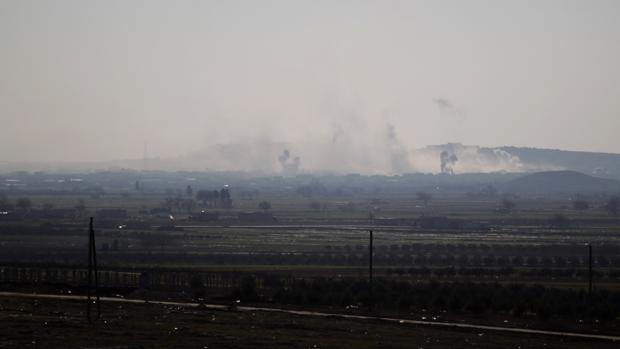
[415,216,456,230]
[414,216,489,231]
[373,217,415,226]
[149,207,170,215]
[125,220,152,229]
[0,210,18,221]
[237,211,277,223]
[190,210,219,222]
[27,208,76,220]
[96,209,129,221]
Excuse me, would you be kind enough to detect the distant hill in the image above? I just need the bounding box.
[3,142,620,176]
[500,170,620,194]
[420,144,620,177]
[499,147,620,179]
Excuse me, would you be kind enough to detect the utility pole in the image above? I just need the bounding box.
[588,243,593,296]
[369,229,373,313]
[87,217,101,321]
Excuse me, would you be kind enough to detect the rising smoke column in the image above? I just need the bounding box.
[278,149,290,168]
[435,97,466,119]
[435,98,454,111]
[278,149,301,175]
[440,150,458,174]
[385,123,411,174]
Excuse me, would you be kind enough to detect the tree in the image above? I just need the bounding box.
[481,184,498,197]
[75,199,87,216]
[16,197,31,211]
[258,201,271,211]
[339,202,356,212]
[606,196,620,216]
[416,192,432,206]
[572,200,589,212]
[196,190,212,206]
[189,276,206,300]
[501,198,516,212]
[239,275,258,301]
[550,213,570,228]
[181,199,196,213]
[89,186,105,199]
[185,185,193,197]
[239,189,259,200]
[220,187,232,208]
[0,195,13,211]
[309,201,321,211]
[140,233,176,252]
[162,197,176,211]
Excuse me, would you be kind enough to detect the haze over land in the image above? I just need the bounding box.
[5,3,620,348]
[1,0,620,174]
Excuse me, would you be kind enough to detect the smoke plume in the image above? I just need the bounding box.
[435,97,466,119]
[278,149,301,175]
[440,150,458,174]
[385,123,411,174]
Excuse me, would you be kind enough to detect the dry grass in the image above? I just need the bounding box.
[0,296,618,349]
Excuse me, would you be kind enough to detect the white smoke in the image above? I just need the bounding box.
[385,123,411,174]
[414,143,557,174]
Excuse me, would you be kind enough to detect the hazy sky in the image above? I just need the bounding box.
[1,0,619,164]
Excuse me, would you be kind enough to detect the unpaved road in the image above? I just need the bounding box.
[1,291,618,342]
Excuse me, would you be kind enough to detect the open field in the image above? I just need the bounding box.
[1,294,619,349]
[2,171,620,346]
